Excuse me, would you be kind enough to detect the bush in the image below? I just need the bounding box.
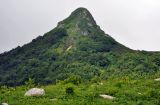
[64,75,82,85]
[90,76,101,83]
[25,78,35,88]
[65,84,74,94]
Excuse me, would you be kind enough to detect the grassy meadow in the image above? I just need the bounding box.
[1,74,160,105]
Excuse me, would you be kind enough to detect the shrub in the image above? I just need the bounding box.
[64,75,82,85]
[90,76,101,83]
[65,84,74,94]
[25,78,35,88]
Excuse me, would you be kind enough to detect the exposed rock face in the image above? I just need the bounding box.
[24,88,45,96]
[66,45,72,51]
[99,94,115,100]
[50,98,57,101]
[154,78,160,81]
[57,7,102,36]
[2,103,8,105]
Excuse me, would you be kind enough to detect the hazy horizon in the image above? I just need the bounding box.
[1,0,160,53]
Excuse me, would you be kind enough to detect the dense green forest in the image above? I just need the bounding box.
[0,7,160,87]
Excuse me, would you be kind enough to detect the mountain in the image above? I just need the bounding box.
[0,7,160,86]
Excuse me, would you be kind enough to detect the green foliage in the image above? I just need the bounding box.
[1,7,160,105]
[25,78,35,88]
[90,76,101,83]
[64,75,82,85]
[65,83,74,94]
[0,7,160,87]
[1,75,160,105]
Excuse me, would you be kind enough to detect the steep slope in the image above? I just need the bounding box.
[0,8,160,86]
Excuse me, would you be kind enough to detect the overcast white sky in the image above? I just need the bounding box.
[0,0,160,53]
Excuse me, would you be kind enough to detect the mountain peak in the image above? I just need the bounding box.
[57,7,101,35]
[71,7,97,25]
[0,7,132,86]
[71,7,90,15]
[70,7,94,19]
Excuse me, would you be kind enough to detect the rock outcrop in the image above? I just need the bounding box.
[99,94,115,100]
[24,88,45,96]
[154,78,160,81]
[2,103,8,105]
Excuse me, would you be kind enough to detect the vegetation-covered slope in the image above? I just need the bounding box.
[1,75,160,105]
[0,7,160,86]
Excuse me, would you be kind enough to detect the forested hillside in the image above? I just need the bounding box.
[0,8,160,86]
